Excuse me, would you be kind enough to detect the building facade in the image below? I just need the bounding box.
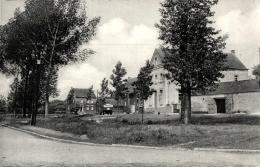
[66,88,97,115]
[144,48,260,114]
[192,51,260,114]
[144,48,180,114]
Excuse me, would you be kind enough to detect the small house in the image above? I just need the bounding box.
[66,88,96,115]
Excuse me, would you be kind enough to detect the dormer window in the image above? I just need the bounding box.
[234,75,238,81]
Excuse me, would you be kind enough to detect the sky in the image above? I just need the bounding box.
[0,0,260,100]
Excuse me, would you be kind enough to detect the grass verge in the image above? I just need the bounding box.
[4,113,260,150]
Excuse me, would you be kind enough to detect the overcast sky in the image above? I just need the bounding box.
[1,0,260,100]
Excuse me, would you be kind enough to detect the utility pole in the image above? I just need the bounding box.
[96,90,99,114]
[259,47,260,65]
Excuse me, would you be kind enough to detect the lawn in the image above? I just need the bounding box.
[3,113,260,150]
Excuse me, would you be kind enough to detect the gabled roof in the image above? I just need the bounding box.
[224,53,248,70]
[72,88,96,99]
[194,79,260,96]
[151,48,248,71]
[151,47,167,66]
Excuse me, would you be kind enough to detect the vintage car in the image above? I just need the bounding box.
[101,103,113,115]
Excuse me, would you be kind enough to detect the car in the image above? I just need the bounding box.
[101,103,113,115]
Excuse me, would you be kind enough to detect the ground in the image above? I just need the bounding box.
[2,113,260,150]
[0,126,259,167]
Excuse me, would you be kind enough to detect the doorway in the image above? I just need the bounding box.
[215,98,226,113]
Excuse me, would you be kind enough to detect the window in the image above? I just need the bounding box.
[160,73,164,82]
[86,105,89,110]
[159,90,163,106]
[91,106,94,111]
[234,75,238,81]
[155,57,158,65]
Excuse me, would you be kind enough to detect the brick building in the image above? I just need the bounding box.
[66,88,96,115]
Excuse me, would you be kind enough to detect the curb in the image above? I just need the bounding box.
[194,148,260,153]
[2,124,260,153]
[1,124,187,151]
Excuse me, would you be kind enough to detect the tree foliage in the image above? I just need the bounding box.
[156,0,226,124]
[99,78,111,101]
[253,64,260,77]
[133,60,154,101]
[110,61,127,102]
[0,95,7,113]
[0,0,100,117]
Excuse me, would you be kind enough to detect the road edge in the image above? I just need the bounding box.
[2,124,260,153]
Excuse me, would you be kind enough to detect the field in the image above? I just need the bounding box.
[2,113,260,149]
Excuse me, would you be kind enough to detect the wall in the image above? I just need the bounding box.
[191,92,260,114]
[233,92,260,114]
[144,67,180,114]
[220,70,249,82]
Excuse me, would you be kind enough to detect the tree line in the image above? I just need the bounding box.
[1,0,242,125]
[0,0,100,123]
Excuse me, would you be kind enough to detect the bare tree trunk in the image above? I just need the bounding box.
[44,60,53,118]
[141,99,144,124]
[22,69,29,118]
[44,76,50,117]
[44,23,59,117]
[180,89,191,124]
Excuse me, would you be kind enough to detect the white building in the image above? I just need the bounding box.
[144,48,180,113]
[144,48,260,114]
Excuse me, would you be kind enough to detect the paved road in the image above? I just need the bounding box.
[0,126,259,167]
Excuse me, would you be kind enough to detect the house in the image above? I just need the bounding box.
[144,48,260,114]
[191,51,260,114]
[144,48,180,114]
[192,79,260,114]
[66,88,96,115]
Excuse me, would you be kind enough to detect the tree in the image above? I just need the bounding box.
[133,60,154,123]
[156,0,226,124]
[97,78,111,112]
[1,0,100,118]
[110,61,127,111]
[253,64,260,78]
[0,95,7,114]
[99,78,110,101]
[7,77,23,115]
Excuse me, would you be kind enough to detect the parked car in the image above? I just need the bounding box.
[101,103,113,115]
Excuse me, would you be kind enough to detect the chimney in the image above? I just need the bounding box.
[231,50,235,55]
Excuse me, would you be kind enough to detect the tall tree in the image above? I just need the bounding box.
[110,61,127,111]
[99,78,110,100]
[133,60,154,123]
[1,0,100,118]
[97,78,111,112]
[156,0,226,124]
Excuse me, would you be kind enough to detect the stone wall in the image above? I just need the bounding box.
[220,70,249,82]
[191,92,260,114]
[233,92,260,114]
[145,105,174,114]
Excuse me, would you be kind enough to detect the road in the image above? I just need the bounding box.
[0,126,259,167]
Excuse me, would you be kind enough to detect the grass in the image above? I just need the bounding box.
[4,113,260,149]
